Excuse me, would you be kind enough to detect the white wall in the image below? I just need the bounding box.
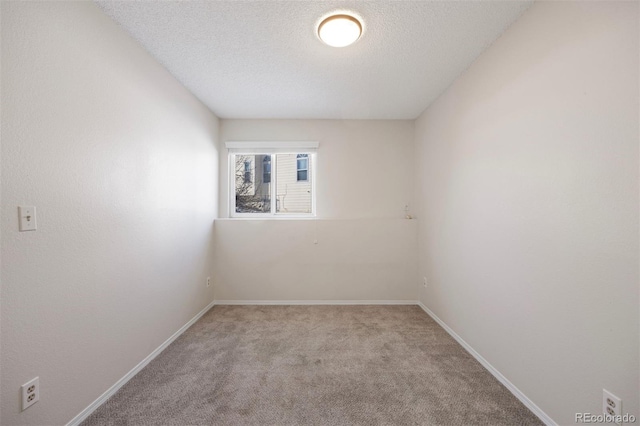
[216,120,418,302]
[215,219,417,301]
[220,120,415,219]
[414,1,639,424]
[0,2,219,425]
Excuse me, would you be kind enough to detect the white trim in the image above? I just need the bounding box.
[269,154,277,214]
[66,300,216,426]
[214,299,416,305]
[221,216,318,220]
[311,152,317,215]
[225,141,319,153]
[416,302,557,426]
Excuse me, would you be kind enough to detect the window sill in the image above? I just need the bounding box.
[221,215,317,220]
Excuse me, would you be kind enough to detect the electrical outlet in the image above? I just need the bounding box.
[422,277,427,288]
[603,389,621,420]
[206,277,211,288]
[21,377,39,411]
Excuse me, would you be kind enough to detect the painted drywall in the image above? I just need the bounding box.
[96,1,532,119]
[214,219,417,302]
[220,120,415,219]
[414,1,639,424]
[216,120,418,301]
[1,2,219,425]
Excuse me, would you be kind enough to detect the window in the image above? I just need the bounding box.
[263,155,271,183]
[243,160,251,183]
[296,154,308,181]
[226,141,318,217]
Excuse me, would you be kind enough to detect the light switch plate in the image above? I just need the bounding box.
[18,206,37,231]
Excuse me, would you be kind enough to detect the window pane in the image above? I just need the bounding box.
[234,155,271,213]
[276,153,312,214]
[263,156,271,183]
[243,161,251,183]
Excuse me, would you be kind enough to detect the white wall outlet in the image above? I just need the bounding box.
[21,377,39,411]
[422,277,428,288]
[18,206,37,232]
[206,277,211,288]
[603,389,621,420]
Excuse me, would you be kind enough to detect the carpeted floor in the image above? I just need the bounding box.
[83,305,542,425]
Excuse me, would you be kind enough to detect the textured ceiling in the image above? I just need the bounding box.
[96,1,532,119]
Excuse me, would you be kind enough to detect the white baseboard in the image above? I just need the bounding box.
[213,299,416,305]
[66,300,216,426]
[416,302,556,426]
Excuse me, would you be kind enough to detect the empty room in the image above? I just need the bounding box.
[1,1,638,425]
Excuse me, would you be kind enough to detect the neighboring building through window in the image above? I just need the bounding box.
[243,160,251,183]
[297,154,308,181]
[226,142,317,217]
[263,155,271,183]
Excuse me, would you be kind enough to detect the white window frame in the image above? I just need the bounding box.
[226,141,318,218]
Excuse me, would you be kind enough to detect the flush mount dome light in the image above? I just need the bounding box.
[317,14,362,47]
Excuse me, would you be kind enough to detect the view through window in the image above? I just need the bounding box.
[233,153,314,216]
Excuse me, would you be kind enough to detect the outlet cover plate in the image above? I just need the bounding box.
[21,377,39,411]
[603,389,621,420]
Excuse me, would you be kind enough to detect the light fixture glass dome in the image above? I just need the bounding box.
[317,14,362,48]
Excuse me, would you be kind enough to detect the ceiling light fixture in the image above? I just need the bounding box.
[317,14,362,48]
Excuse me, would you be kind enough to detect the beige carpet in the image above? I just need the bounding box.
[83,305,542,425]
